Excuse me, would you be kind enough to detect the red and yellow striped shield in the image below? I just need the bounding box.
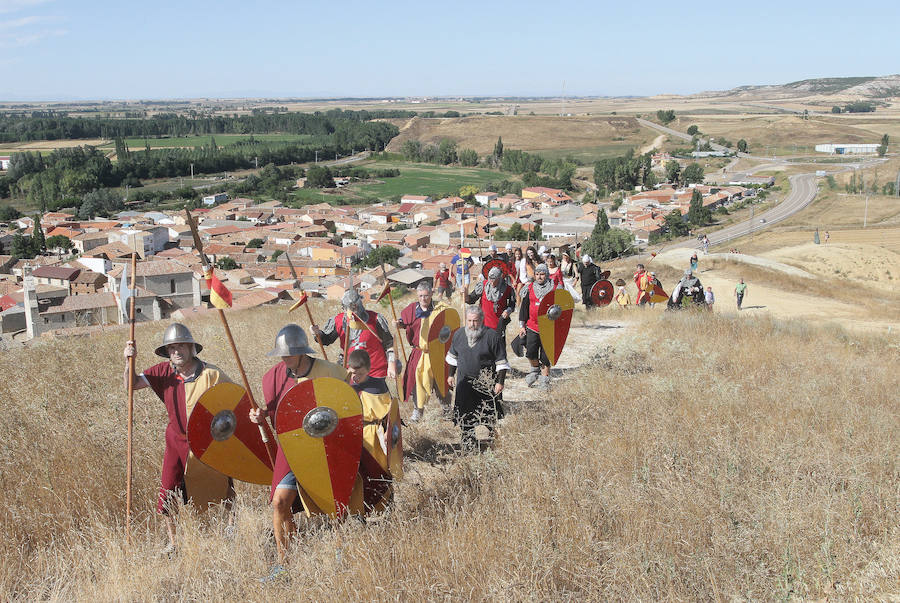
[427,307,461,398]
[275,377,363,517]
[187,382,274,485]
[537,288,574,366]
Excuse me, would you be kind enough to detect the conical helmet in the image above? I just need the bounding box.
[267,324,315,357]
[155,323,203,357]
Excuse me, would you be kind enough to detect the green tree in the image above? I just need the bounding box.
[31,218,45,255]
[682,163,705,184]
[0,205,21,221]
[270,249,284,262]
[45,234,73,252]
[686,125,699,136]
[437,139,458,165]
[216,256,238,270]
[831,106,842,114]
[656,109,676,124]
[459,185,478,202]
[361,245,401,268]
[878,134,889,157]
[305,165,335,188]
[458,148,479,166]
[11,233,34,259]
[737,139,748,153]
[664,211,689,238]
[686,188,712,226]
[493,136,503,160]
[246,238,265,248]
[665,160,681,184]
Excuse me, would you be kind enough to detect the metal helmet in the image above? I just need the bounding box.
[267,324,315,357]
[155,323,202,357]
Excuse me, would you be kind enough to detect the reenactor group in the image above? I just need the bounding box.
[122,242,663,581]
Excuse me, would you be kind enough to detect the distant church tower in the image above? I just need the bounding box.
[23,264,38,341]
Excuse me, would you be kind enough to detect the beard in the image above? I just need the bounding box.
[465,324,485,347]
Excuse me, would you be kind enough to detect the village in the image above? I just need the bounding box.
[0,167,764,343]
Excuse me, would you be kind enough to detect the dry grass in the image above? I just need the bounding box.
[670,113,900,156]
[1,304,898,599]
[384,115,653,155]
[701,257,900,319]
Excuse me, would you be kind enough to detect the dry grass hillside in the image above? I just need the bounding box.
[1,301,898,599]
[385,115,653,156]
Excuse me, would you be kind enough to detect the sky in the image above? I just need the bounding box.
[1,0,899,101]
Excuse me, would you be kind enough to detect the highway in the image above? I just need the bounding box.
[679,173,818,249]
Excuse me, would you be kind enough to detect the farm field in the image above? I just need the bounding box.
[356,162,507,198]
[667,113,900,157]
[385,115,655,156]
[308,160,511,202]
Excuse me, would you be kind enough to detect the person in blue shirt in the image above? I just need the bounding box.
[451,245,474,290]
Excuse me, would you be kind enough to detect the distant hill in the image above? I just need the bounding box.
[699,74,900,99]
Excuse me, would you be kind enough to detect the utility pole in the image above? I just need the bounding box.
[190,163,194,180]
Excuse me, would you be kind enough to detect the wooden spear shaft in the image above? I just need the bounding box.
[184,208,276,466]
[379,265,407,398]
[285,252,329,360]
[125,251,137,545]
[217,306,277,466]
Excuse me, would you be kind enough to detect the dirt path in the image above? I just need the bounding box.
[654,248,899,332]
[400,317,629,474]
[640,133,665,155]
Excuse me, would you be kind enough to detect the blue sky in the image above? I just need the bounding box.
[1,0,898,100]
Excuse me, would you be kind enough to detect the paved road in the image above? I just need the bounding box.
[676,173,818,249]
[636,117,732,153]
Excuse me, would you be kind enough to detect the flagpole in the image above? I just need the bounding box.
[285,251,329,360]
[184,209,277,467]
[125,251,137,545]
[379,264,408,399]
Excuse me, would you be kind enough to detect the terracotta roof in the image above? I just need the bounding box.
[31,266,80,280]
[44,292,118,313]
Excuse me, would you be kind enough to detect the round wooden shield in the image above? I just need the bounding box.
[537,288,574,366]
[275,377,363,517]
[590,280,614,307]
[427,307,461,398]
[481,258,510,280]
[187,382,275,486]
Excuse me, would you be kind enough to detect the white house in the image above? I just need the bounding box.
[474,192,498,206]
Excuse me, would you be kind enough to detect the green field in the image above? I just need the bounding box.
[101,134,315,149]
[351,161,510,199]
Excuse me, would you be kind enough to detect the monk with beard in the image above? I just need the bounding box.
[445,305,509,451]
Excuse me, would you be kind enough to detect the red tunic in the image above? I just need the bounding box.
[142,361,228,513]
[335,311,389,378]
[434,268,451,290]
[480,284,514,329]
[262,359,347,500]
[525,283,543,332]
[548,268,564,289]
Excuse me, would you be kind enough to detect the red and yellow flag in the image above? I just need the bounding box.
[375,282,392,302]
[205,268,233,309]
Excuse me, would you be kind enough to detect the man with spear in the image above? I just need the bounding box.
[312,288,397,379]
[123,323,233,554]
[249,324,347,579]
